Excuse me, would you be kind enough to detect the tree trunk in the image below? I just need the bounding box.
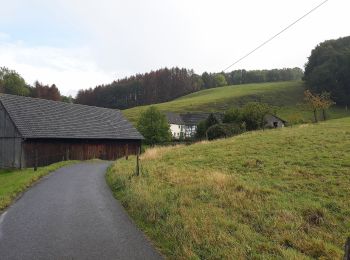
[322,109,326,121]
[313,109,318,123]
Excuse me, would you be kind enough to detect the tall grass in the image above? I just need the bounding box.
[107,117,350,259]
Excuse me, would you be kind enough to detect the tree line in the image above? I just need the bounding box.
[75,67,303,109]
[304,36,350,107]
[0,67,72,102]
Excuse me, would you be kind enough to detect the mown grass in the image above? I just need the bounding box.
[0,161,76,211]
[107,117,350,259]
[122,81,350,124]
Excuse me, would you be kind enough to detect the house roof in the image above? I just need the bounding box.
[264,114,287,123]
[165,112,184,125]
[0,94,143,140]
[180,113,211,126]
[166,112,223,126]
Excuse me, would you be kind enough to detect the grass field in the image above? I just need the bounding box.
[0,161,76,211]
[122,81,350,124]
[107,117,350,259]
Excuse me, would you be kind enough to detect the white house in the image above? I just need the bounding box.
[166,112,222,139]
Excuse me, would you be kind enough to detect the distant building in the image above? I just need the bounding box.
[166,112,222,139]
[264,114,286,128]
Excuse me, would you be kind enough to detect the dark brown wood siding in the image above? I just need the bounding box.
[0,102,22,168]
[22,139,141,168]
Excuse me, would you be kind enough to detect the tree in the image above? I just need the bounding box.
[0,67,30,96]
[304,36,350,106]
[206,113,220,128]
[136,107,171,145]
[213,73,227,87]
[240,102,271,130]
[223,108,241,124]
[195,120,207,140]
[304,90,322,123]
[319,92,335,120]
[31,81,61,101]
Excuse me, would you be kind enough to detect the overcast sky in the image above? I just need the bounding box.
[0,0,349,96]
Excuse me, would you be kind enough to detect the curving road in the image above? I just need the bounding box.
[0,162,162,260]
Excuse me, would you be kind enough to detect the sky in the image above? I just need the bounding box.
[0,0,349,96]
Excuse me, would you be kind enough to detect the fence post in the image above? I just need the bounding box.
[66,148,70,161]
[34,149,38,171]
[345,237,350,260]
[125,144,129,160]
[136,147,140,176]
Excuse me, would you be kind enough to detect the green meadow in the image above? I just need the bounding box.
[107,117,350,259]
[122,81,350,124]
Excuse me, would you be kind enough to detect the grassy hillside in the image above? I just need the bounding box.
[107,117,350,259]
[122,81,350,124]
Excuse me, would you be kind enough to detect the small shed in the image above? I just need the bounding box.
[0,94,143,169]
[264,114,286,128]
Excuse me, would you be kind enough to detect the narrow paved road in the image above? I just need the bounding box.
[0,162,162,260]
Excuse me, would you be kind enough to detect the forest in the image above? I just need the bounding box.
[0,66,302,108]
[75,67,303,109]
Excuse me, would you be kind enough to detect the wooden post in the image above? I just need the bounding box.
[34,149,38,171]
[125,144,129,160]
[66,148,70,161]
[345,237,350,260]
[136,147,140,176]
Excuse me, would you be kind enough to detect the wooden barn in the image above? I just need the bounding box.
[0,94,143,169]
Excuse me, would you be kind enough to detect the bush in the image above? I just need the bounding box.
[241,102,271,131]
[206,123,245,140]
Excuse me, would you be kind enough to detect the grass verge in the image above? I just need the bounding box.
[0,161,77,211]
[107,117,350,259]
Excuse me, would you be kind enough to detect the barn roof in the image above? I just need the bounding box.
[0,94,143,140]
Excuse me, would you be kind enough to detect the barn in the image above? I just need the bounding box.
[0,94,143,169]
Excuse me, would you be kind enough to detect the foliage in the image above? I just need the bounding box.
[240,102,271,130]
[206,123,245,140]
[304,36,350,106]
[106,117,350,259]
[137,107,171,145]
[213,73,227,87]
[0,161,76,211]
[206,113,220,128]
[0,67,65,101]
[0,67,30,96]
[195,120,207,139]
[304,90,335,122]
[30,81,62,101]
[223,108,242,124]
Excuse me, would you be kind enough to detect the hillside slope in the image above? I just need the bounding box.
[107,118,350,259]
[122,81,349,123]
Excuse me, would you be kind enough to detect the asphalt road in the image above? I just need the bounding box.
[0,162,162,260]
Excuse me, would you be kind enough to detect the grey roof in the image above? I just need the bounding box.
[165,112,184,125]
[0,94,143,140]
[264,114,287,123]
[180,113,223,126]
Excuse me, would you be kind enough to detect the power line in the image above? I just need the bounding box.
[223,0,329,72]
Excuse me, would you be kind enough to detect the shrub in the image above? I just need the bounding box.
[206,123,245,140]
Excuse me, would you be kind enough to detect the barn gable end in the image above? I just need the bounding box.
[0,101,22,168]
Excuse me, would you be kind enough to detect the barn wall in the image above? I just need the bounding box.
[0,103,22,168]
[22,139,141,168]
